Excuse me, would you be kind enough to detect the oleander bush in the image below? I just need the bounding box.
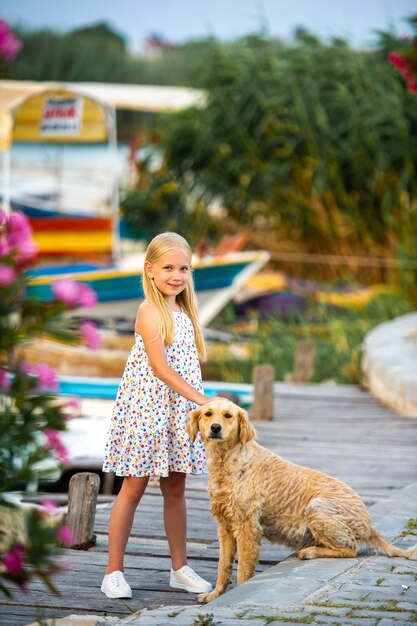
[0,210,99,597]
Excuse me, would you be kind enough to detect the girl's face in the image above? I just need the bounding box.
[145,248,191,303]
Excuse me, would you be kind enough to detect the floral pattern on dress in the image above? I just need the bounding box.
[102,310,207,477]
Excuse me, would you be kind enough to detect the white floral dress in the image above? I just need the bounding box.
[102,310,207,477]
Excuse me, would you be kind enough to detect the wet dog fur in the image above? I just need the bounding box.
[187,399,417,603]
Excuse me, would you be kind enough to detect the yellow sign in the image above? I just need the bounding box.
[12,90,108,144]
[41,96,83,136]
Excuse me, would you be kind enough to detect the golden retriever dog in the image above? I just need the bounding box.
[187,399,417,603]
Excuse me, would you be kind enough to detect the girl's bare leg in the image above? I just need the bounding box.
[106,476,149,574]
[160,472,187,570]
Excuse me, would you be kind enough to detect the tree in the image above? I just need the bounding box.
[11,23,132,83]
[162,31,417,265]
[70,22,127,50]
[121,167,217,246]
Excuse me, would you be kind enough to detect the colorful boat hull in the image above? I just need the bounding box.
[26,252,269,304]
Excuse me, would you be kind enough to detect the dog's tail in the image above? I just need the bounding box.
[368,528,417,559]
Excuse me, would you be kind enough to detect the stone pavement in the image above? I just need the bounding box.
[34,483,417,626]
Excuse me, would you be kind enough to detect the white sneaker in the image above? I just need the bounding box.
[101,570,132,598]
[170,565,213,593]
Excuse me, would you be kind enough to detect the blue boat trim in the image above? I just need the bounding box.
[27,263,114,277]
[25,258,256,303]
[57,376,253,407]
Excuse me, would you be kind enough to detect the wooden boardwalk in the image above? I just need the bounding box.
[2,383,417,626]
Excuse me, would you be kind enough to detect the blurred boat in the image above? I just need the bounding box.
[234,271,394,318]
[235,290,307,318]
[26,250,270,326]
[0,81,269,323]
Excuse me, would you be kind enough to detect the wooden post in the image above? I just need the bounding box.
[294,341,315,383]
[66,472,100,550]
[252,364,274,421]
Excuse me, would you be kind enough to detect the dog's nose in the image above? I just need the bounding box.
[210,423,222,435]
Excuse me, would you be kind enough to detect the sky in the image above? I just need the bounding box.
[1,0,416,49]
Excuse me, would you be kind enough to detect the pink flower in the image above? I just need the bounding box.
[56,525,75,546]
[408,81,417,92]
[21,360,60,392]
[44,429,70,464]
[2,545,26,574]
[15,239,38,266]
[52,279,97,309]
[51,279,80,307]
[65,396,81,412]
[33,363,58,391]
[44,429,61,445]
[0,237,11,257]
[388,52,409,71]
[402,69,414,80]
[0,264,16,286]
[7,212,32,247]
[43,428,69,465]
[61,396,81,421]
[77,283,97,308]
[1,211,37,266]
[40,499,60,515]
[0,367,10,390]
[21,360,31,373]
[21,360,58,390]
[0,20,22,63]
[81,320,101,350]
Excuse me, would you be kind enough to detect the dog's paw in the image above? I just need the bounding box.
[198,590,220,603]
[297,547,317,560]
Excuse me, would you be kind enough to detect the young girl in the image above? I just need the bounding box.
[101,232,220,599]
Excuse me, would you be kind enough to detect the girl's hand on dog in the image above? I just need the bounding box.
[199,395,226,405]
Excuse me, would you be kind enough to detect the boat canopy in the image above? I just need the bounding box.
[0,81,120,151]
[0,82,119,228]
[0,79,206,151]
[0,79,206,263]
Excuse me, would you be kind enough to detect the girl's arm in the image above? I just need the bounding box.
[136,302,212,406]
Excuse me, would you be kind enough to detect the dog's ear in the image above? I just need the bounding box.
[238,409,256,445]
[187,407,201,442]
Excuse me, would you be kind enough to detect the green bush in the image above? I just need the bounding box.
[206,292,414,384]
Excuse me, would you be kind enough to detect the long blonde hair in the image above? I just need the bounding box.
[142,232,207,361]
